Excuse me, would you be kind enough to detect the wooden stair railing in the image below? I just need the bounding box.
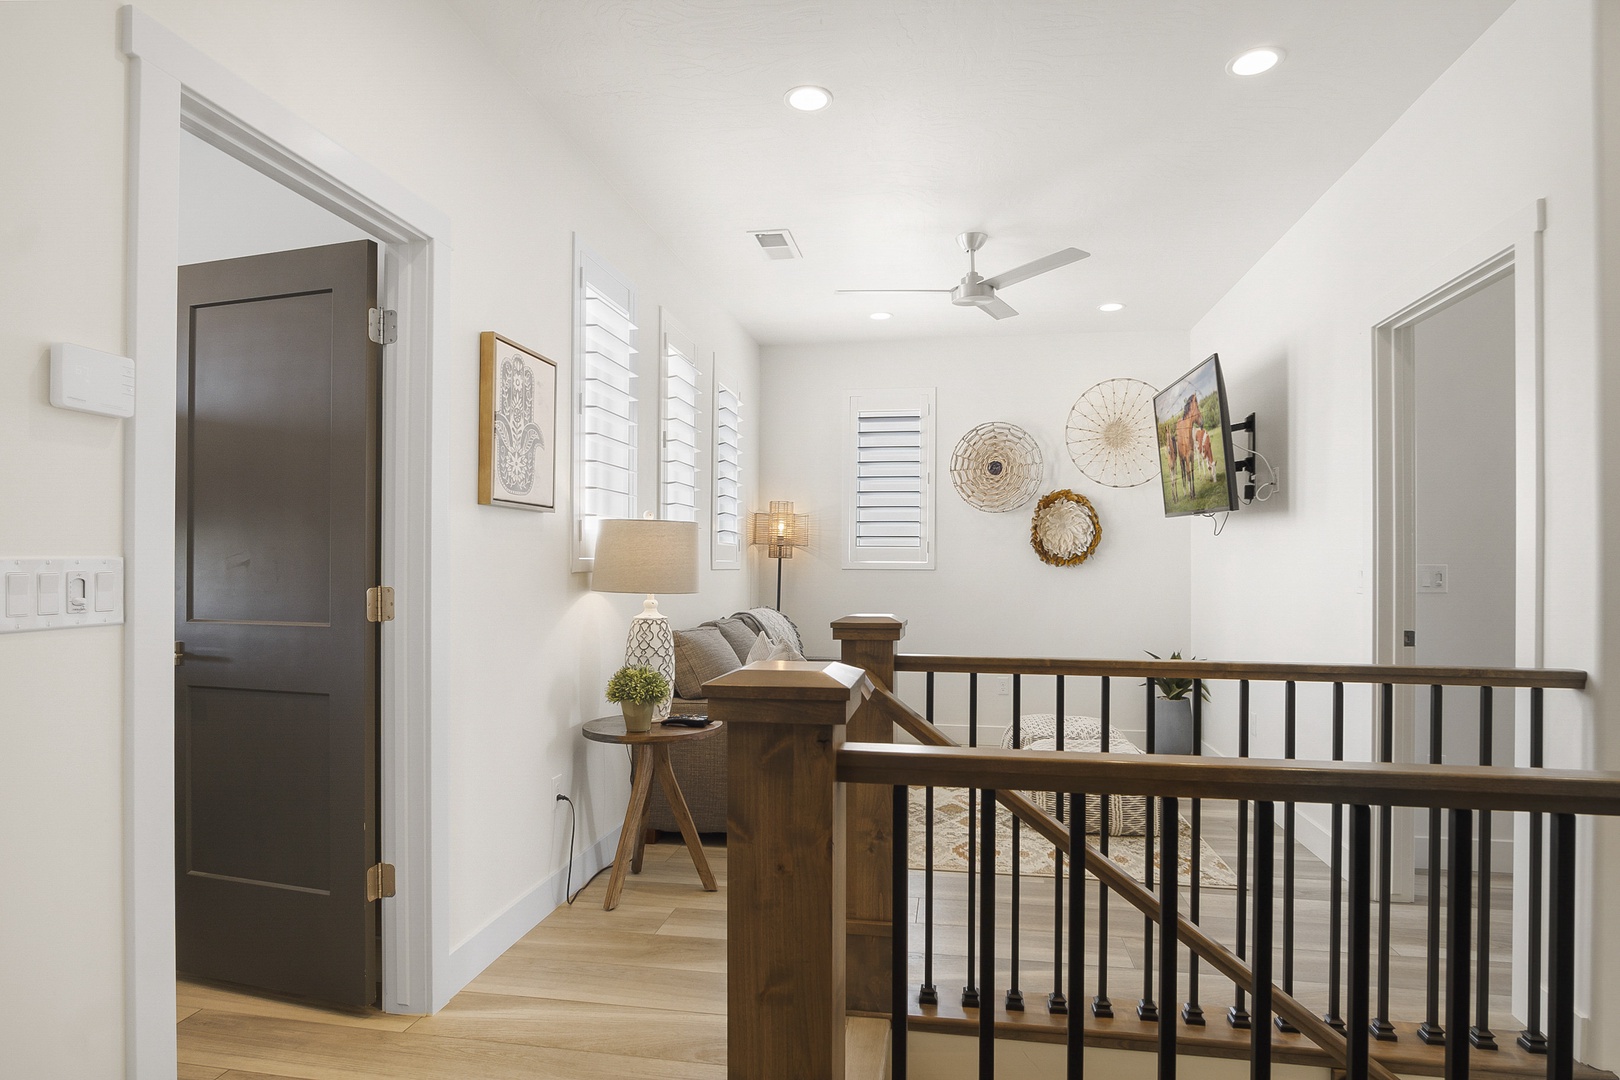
[864,684,1401,1080]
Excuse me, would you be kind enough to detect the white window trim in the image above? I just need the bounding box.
[573,240,638,572]
[711,371,742,569]
[659,309,701,524]
[843,387,936,570]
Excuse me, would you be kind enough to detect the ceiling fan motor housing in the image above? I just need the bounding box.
[952,272,996,306]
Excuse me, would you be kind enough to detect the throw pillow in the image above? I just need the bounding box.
[672,626,743,700]
[703,616,759,665]
[744,631,804,664]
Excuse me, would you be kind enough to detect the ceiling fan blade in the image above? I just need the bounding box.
[982,296,1019,320]
[982,247,1090,291]
[835,289,954,294]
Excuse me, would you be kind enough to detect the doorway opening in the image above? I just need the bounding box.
[125,9,448,1074]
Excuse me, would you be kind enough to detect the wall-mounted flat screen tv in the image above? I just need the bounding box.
[1154,354,1239,517]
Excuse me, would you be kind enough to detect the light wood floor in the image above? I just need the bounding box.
[178,806,1521,1078]
[177,841,731,1080]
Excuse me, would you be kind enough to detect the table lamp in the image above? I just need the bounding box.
[591,517,700,719]
[749,500,809,611]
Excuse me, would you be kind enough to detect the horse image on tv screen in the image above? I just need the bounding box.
[1154,356,1236,517]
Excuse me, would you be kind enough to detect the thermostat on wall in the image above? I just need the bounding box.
[50,342,135,418]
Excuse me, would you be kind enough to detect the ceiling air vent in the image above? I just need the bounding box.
[749,229,802,261]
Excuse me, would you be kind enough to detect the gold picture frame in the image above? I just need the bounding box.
[479,331,557,511]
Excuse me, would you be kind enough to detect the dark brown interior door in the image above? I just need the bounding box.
[175,239,381,1007]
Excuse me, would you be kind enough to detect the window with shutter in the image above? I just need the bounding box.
[573,244,638,570]
[660,312,700,523]
[844,389,936,569]
[712,382,742,568]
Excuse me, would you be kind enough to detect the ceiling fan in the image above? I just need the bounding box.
[838,232,1089,320]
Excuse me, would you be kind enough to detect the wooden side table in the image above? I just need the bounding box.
[582,715,723,911]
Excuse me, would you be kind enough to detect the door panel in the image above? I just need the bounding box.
[176,239,380,1007]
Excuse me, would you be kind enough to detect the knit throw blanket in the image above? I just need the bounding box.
[733,607,804,656]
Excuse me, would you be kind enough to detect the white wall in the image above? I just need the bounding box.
[0,2,760,1074]
[1188,0,1612,1063]
[759,330,1192,744]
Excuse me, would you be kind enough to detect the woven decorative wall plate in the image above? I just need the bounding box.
[950,421,1043,512]
[1065,378,1159,488]
[1030,489,1101,566]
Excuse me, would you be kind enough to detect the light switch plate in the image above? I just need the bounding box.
[0,557,124,633]
[1417,563,1449,594]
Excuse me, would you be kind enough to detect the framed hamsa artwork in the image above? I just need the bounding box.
[479,332,558,511]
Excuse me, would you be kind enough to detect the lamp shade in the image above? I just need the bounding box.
[749,500,810,559]
[591,519,700,595]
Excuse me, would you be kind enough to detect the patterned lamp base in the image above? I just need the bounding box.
[625,613,675,720]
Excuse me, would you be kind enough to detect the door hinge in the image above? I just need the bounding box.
[366,586,395,623]
[367,862,396,902]
[368,307,398,345]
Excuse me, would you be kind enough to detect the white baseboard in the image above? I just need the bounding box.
[443,825,620,999]
[1294,806,1513,876]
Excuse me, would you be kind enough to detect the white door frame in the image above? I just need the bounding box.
[1370,198,1545,1006]
[121,7,449,1075]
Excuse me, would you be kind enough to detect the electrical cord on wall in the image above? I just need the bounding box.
[556,793,611,905]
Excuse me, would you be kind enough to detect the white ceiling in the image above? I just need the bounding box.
[452,0,1513,345]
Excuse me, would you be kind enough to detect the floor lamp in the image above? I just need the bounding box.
[590,518,699,720]
[750,501,808,611]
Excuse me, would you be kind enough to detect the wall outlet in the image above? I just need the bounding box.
[996,675,1011,696]
[551,773,566,806]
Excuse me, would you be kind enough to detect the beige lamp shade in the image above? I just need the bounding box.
[591,519,700,595]
[749,501,810,559]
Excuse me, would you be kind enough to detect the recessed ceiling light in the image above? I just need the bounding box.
[1228,47,1284,76]
[1098,302,1125,312]
[785,85,833,111]
[869,312,892,321]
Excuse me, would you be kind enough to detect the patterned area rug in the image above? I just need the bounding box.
[907,787,1237,888]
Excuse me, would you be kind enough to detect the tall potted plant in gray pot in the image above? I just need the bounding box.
[1146,651,1210,755]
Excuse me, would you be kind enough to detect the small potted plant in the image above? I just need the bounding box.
[1145,651,1211,755]
[605,665,670,733]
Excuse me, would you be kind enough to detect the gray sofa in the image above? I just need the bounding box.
[645,609,805,835]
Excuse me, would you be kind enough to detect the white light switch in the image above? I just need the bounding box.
[94,572,115,612]
[1417,564,1449,594]
[36,573,61,615]
[4,574,28,618]
[0,558,122,633]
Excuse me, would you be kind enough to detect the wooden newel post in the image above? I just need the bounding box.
[832,615,907,1014]
[705,660,874,1080]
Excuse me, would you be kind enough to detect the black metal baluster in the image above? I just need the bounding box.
[1052,676,1068,1015]
[1160,796,1179,1080]
[1230,679,1252,1030]
[1252,801,1276,1080]
[964,674,980,1010]
[1069,788,1086,1080]
[1184,681,1205,1027]
[1444,807,1472,1080]
[1324,683,1346,1032]
[1519,686,1547,1054]
[1346,804,1373,1080]
[1547,813,1576,1080]
[1277,681,1298,1033]
[1008,675,1024,1012]
[981,786,997,1080]
[893,785,910,1080]
[1372,683,1397,1041]
[1419,684,1446,1046]
[1140,679,1158,1023]
[1095,677,1114,1019]
[921,675,937,1007]
[1472,687,1497,1051]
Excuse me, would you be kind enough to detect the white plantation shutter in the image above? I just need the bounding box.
[574,245,638,569]
[712,382,742,568]
[660,313,700,522]
[845,389,935,569]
